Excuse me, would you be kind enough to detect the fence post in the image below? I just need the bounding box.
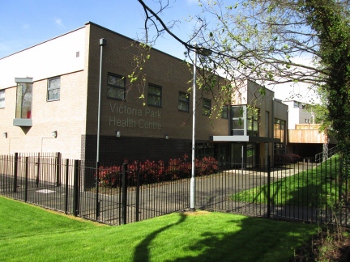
[73,160,80,217]
[267,156,271,218]
[121,163,127,225]
[95,162,100,220]
[36,153,40,187]
[135,161,140,222]
[65,159,69,214]
[24,157,29,202]
[56,152,61,187]
[13,153,18,192]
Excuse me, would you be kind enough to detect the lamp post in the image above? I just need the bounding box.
[96,38,106,219]
[190,48,197,212]
[190,47,212,212]
[96,38,107,166]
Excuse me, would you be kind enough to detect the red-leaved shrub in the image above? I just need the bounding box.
[95,155,219,188]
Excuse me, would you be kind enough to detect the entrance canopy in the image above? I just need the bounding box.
[210,135,280,143]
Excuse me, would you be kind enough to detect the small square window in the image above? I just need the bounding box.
[147,84,162,107]
[0,90,5,109]
[47,77,60,101]
[202,98,211,116]
[178,92,189,112]
[107,73,125,100]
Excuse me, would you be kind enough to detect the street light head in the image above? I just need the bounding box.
[99,38,107,46]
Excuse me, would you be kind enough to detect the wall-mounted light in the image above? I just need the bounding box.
[3,132,7,138]
[116,131,121,138]
[165,134,169,140]
[52,130,57,138]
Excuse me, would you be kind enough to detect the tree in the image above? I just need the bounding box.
[136,0,350,152]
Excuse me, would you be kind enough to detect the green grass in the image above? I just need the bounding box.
[233,155,341,207]
[0,196,317,262]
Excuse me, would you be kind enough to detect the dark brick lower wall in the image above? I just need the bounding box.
[82,135,192,163]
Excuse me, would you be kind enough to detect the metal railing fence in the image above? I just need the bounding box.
[0,153,349,226]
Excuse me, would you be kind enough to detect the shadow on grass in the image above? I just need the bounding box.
[133,212,187,262]
[133,213,315,262]
[175,218,314,262]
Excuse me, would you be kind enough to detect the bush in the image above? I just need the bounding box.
[274,154,301,165]
[95,155,219,188]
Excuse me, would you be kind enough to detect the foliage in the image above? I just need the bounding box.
[274,153,301,166]
[136,0,350,161]
[96,155,219,187]
[302,0,350,156]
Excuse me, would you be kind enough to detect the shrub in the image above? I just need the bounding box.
[274,154,301,165]
[96,165,121,187]
[95,155,219,188]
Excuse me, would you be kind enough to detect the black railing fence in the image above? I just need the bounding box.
[1,153,350,226]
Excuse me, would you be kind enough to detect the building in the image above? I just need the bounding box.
[1,22,319,167]
[284,100,336,160]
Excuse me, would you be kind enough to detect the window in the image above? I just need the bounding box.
[221,105,228,119]
[47,77,60,101]
[231,106,245,135]
[147,84,162,107]
[202,98,211,116]
[107,73,125,100]
[178,92,189,112]
[0,90,4,109]
[274,118,285,142]
[247,108,259,136]
[15,79,32,119]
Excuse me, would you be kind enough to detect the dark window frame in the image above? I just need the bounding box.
[47,76,61,102]
[147,83,162,107]
[247,108,259,136]
[202,98,211,116]
[221,105,228,119]
[107,73,126,100]
[178,91,190,112]
[0,89,4,109]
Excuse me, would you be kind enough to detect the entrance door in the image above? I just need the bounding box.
[247,143,257,168]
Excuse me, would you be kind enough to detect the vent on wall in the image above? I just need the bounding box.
[76,51,80,58]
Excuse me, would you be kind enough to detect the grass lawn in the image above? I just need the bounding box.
[233,155,340,207]
[0,196,317,262]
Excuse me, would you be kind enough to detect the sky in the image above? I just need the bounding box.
[0,0,317,102]
[0,0,198,59]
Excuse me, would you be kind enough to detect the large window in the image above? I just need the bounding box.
[202,98,211,116]
[15,80,32,119]
[274,119,285,142]
[0,90,4,109]
[107,73,125,100]
[47,76,60,101]
[178,92,189,112]
[231,106,244,135]
[247,108,259,136]
[147,84,162,107]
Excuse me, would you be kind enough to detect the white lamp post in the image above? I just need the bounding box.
[96,38,107,165]
[96,38,106,220]
[190,46,212,212]
[190,48,197,212]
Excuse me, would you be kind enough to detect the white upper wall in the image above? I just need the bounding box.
[0,27,86,89]
[284,100,313,129]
